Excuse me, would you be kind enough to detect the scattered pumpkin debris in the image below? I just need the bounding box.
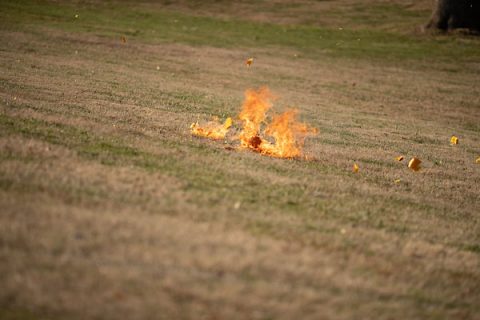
[408,157,421,172]
[352,163,359,173]
[450,135,459,145]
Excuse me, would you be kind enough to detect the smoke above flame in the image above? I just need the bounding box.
[191,87,317,159]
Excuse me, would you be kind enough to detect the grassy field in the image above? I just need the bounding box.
[1,0,479,319]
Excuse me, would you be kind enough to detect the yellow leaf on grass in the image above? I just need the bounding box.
[476,157,480,164]
[245,58,254,66]
[408,157,421,172]
[450,135,459,145]
[352,163,359,173]
[394,179,401,184]
[395,156,404,162]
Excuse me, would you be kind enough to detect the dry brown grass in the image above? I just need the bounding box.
[1,1,479,319]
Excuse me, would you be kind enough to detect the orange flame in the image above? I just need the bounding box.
[238,88,316,158]
[190,86,317,159]
[238,87,273,150]
[191,117,232,140]
[261,110,317,158]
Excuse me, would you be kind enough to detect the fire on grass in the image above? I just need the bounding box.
[190,117,232,140]
[191,87,317,159]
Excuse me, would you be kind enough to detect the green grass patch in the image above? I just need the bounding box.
[0,112,475,246]
[332,3,429,29]
[0,113,417,230]
[463,244,480,254]
[1,0,479,66]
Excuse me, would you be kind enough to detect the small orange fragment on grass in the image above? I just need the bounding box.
[121,36,127,43]
[223,117,232,129]
[352,163,359,173]
[408,157,421,172]
[395,156,404,162]
[245,58,254,66]
[476,157,480,164]
[450,135,459,145]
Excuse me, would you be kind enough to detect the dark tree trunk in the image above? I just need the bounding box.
[427,0,480,31]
